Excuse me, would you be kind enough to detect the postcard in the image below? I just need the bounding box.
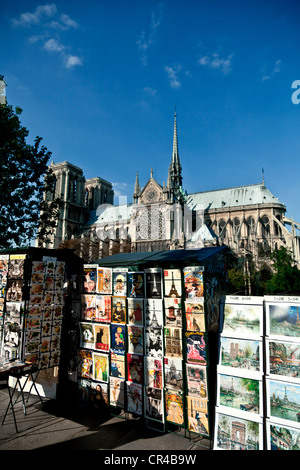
[144,356,163,388]
[78,349,93,378]
[145,326,163,358]
[109,376,125,408]
[221,302,263,339]
[266,419,300,450]
[127,298,144,325]
[127,325,144,355]
[111,296,126,323]
[186,395,209,437]
[110,323,126,352]
[128,272,145,298]
[8,254,26,279]
[81,294,97,320]
[90,381,109,407]
[164,357,183,391]
[213,410,263,450]
[163,269,182,298]
[183,266,204,299]
[185,332,207,365]
[266,378,300,428]
[164,297,182,327]
[95,295,111,323]
[97,267,112,294]
[164,327,182,358]
[185,300,205,332]
[144,386,164,423]
[110,351,125,378]
[218,336,263,378]
[186,363,208,398]
[112,269,127,296]
[94,323,110,352]
[265,302,300,341]
[92,352,109,382]
[83,265,97,293]
[79,322,94,349]
[145,268,162,299]
[266,338,300,382]
[126,382,143,415]
[144,299,163,328]
[127,353,144,384]
[165,389,185,426]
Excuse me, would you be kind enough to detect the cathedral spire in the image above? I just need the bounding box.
[133,171,140,203]
[168,110,182,200]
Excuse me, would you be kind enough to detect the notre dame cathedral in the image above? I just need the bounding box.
[42,112,300,267]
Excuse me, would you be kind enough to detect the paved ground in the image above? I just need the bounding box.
[0,380,211,453]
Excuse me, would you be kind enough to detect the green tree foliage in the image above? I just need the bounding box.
[0,100,61,248]
[265,246,300,295]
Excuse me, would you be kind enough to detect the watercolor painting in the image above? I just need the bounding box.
[222,303,263,338]
[266,303,300,340]
[217,374,262,415]
[267,379,300,425]
[266,339,300,381]
[219,337,262,375]
[214,412,262,450]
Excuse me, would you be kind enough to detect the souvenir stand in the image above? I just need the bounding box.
[0,246,83,422]
[73,246,227,448]
[214,294,300,450]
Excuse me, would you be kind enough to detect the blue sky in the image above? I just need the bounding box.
[2,0,300,224]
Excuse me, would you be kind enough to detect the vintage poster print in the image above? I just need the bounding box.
[222,302,263,339]
[83,265,97,293]
[144,386,164,423]
[219,336,262,378]
[185,300,205,332]
[266,420,300,450]
[127,325,144,355]
[97,267,112,294]
[266,339,300,382]
[164,298,182,327]
[110,351,125,378]
[95,295,111,323]
[6,280,23,302]
[266,302,300,340]
[267,378,300,427]
[8,254,26,279]
[165,390,184,426]
[186,363,208,398]
[214,411,263,450]
[92,352,109,382]
[186,332,207,365]
[110,323,126,352]
[111,296,126,323]
[109,376,125,408]
[145,269,162,299]
[144,357,163,388]
[144,299,163,328]
[127,353,143,384]
[163,269,182,298]
[93,324,110,352]
[78,349,93,378]
[145,326,163,358]
[128,272,144,298]
[127,298,143,325]
[186,395,209,437]
[184,267,204,299]
[112,269,127,296]
[79,322,94,349]
[164,327,182,358]
[164,357,183,391]
[126,382,143,415]
[81,294,97,320]
[217,373,262,416]
[90,381,109,408]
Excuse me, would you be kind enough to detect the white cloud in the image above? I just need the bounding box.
[112,183,129,199]
[48,13,79,30]
[198,52,233,74]
[43,38,65,53]
[164,65,182,89]
[262,59,282,81]
[65,55,83,69]
[12,3,57,27]
[137,3,164,66]
[143,87,157,97]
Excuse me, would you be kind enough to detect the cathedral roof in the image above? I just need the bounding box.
[186,183,285,211]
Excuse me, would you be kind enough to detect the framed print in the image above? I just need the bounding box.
[112,269,127,297]
[186,395,209,437]
[163,269,182,298]
[144,299,163,328]
[79,322,94,349]
[83,265,97,293]
[164,327,182,358]
[110,351,125,379]
[213,410,263,450]
[185,300,205,332]
[266,338,300,382]
[221,301,263,339]
[186,332,207,366]
[183,266,204,299]
[266,378,300,428]
[128,272,145,298]
[110,323,126,352]
[145,326,163,358]
[165,389,184,426]
[97,267,112,294]
[126,381,143,415]
[216,373,263,417]
[265,301,300,341]
[145,268,162,299]
[93,323,110,352]
[144,386,164,423]
[92,352,109,382]
[95,294,111,323]
[164,297,182,327]
[164,356,183,391]
[218,336,263,379]
[144,356,163,388]
[111,296,126,323]
[127,298,144,326]
[266,419,300,450]
[127,325,144,355]
[186,363,208,398]
[127,353,143,384]
[109,376,125,408]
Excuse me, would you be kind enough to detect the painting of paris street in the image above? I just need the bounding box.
[217,374,262,416]
[214,412,262,450]
[219,337,262,376]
